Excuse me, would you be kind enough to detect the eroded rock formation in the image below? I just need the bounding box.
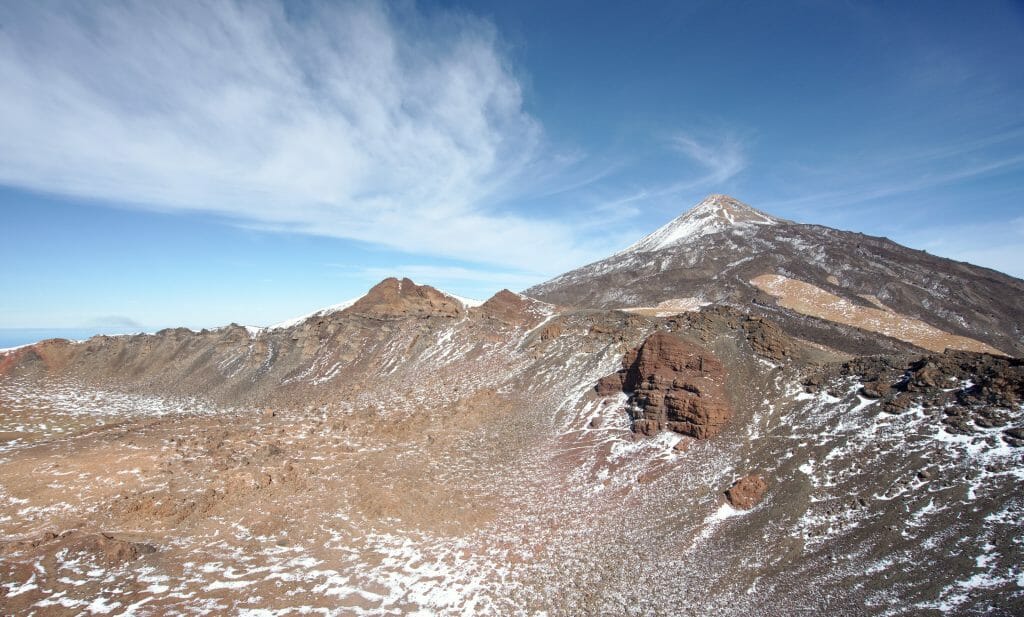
[597,331,731,439]
[808,349,1024,443]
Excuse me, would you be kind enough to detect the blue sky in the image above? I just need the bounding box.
[1,0,1022,332]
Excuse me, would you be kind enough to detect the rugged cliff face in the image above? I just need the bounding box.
[1,197,1023,615]
[597,331,732,439]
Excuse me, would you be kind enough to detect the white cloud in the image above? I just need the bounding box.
[0,1,604,275]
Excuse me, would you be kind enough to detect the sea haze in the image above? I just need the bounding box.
[0,328,145,350]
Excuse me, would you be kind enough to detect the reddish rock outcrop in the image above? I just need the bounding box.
[346,278,463,319]
[596,331,731,439]
[476,290,557,331]
[478,289,531,324]
[725,474,767,509]
[0,339,76,376]
[476,289,553,328]
[539,323,562,341]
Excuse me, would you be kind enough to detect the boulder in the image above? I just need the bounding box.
[725,474,768,509]
[860,380,891,399]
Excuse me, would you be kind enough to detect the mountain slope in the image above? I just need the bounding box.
[526,195,1024,356]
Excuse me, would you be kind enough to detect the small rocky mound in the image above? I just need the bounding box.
[725,474,768,509]
[740,315,792,363]
[668,306,794,363]
[1,530,156,565]
[477,289,545,326]
[596,331,731,439]
[346,277,463,319]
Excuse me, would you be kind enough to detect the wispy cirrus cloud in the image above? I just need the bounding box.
[670,132,747,185]
[583,130,749,224]
[0,0,609,276]
[759,130,1024,218]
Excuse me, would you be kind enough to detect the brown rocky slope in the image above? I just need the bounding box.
[0,280,1022,611]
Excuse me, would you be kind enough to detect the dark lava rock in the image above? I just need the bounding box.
[974,407,1010,428]
[881,393,917,414]
[1004,435,1024,448]
[861,380,892,399]
[942,416,976,435]
[1004,427,1024,440]
[822,351,1024,427]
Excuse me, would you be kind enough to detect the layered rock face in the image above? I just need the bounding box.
[597,331,731,439]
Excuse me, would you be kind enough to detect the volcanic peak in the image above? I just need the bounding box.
[625,194,782,253]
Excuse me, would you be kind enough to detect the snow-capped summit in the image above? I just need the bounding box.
[624,194,781,253]
[526,194,1024,357]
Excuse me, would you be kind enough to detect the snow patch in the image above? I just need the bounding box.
[268,298,361,330]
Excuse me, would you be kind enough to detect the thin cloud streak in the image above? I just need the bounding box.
[0,1,607,276]
[761,148,1024,216]
[86,315,147,330]
[585,130,750,226]
[671,132,747,185]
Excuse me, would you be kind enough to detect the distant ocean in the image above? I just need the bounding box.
[0,328,144,350]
